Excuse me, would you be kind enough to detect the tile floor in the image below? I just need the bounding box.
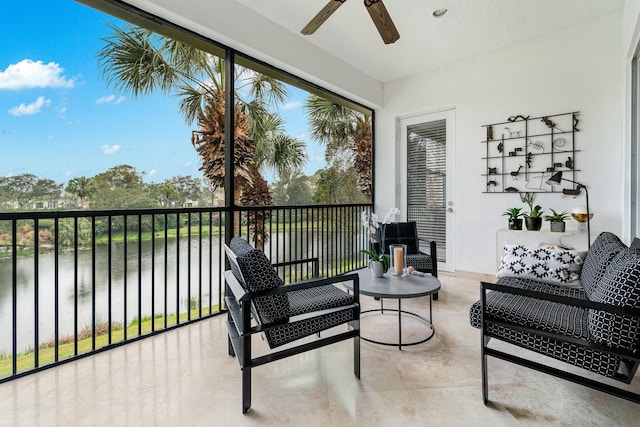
[1,272,640,426]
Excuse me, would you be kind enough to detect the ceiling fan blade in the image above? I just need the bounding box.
[364,0,400,44]
[301,0,347,35]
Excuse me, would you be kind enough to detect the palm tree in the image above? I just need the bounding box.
[305,95,372,200]
[66,176,95,210]
[97,24,306,244]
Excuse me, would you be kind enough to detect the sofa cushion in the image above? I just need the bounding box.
[581,232,626,298]
[229,237,289,325]
[588,248,640,351]
[497,244,587,287]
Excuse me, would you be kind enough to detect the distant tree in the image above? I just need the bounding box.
[66,176,95,210]
[271,173,313,206]
[0,174,62,210]
[170,175,202,205]
[90,165,156,209]
[146,181,179,207]
[305,95,372,201]
[312,167,367,205]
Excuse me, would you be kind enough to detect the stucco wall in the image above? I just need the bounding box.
[378,13,624,275]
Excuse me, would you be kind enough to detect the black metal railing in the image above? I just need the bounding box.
[0,203,371,382]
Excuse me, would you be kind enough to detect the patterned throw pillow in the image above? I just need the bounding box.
[497,244,588,287]
[229,237,289,324]
[587,248,640,350]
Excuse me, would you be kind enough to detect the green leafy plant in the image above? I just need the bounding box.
[523,197,544,218]
[502,207,524,219]
[543,209,570,222]
[360,207,399,273]
[360,249,390,272]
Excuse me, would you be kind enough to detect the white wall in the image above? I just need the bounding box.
[378,13,624,275]
[623,0,640,240]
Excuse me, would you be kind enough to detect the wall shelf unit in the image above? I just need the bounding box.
[481,111,580,194]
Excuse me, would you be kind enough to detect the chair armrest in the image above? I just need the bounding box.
[480,281,640,318]
[225,270,359,304]
[272,257,320,278]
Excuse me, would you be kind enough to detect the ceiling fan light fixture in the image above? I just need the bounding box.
[432,8,448,18]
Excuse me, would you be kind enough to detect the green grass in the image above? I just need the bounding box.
[0,305,219,377]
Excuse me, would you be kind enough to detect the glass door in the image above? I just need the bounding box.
[401,110,455,271]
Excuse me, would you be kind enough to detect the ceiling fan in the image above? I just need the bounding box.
[301,0,400,45]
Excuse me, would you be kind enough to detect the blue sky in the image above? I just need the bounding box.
[0,1,324,186]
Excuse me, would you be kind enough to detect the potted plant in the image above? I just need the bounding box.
[502,207,524,230]
[543,209,570,232]
[360,207,398,277]
[523,197,543,231]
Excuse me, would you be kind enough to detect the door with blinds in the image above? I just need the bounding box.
[400,110,455,271]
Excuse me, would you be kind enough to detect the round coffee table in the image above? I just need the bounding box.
[343,268,441,350]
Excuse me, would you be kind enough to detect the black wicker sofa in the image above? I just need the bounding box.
[470,232,640,404]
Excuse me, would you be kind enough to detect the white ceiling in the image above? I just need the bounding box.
[235,0,624,83]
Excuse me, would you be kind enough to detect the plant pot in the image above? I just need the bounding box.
[369,260,385,278]
[525,217,542,231]
[508,218,523,230]
[549,220,566,232]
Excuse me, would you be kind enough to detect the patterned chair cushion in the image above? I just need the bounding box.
[588,248,640,351]
[580,232,626,297]
[406,254,433,272]
[265,284,355,348]
[469,277,621,377]
[229,237,289,325]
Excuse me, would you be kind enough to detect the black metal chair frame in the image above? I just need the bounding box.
[224,245,361,413]
[479,281,640,404]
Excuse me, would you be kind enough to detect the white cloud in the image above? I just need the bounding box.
[0,59,75,90]
[148,169,157,177]
[282,101,302,110]
[8,96,51,116]
[96,95,125,105]
[101,144,122,155]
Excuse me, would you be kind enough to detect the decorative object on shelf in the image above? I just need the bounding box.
[571,205,593,231]
[486,180,498,191]
[543,209,570,232]
[530,140,545,152]
[522,194,543,231]
[482,111,580,194]
[541,116,556,129]
[503,207,525,230]
[573,116,580,131]
[510,165,523,178]
[389,244,407,276]
[504,127,521,138]
[565,156,574,169]
[546,171,591,248]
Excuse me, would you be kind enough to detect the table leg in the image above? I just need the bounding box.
[398,299,402,350]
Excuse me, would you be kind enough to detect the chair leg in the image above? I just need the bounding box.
[353,336,361,379]
[481,339,489,405]
[242,367,251,414]
[228,335,235,357]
